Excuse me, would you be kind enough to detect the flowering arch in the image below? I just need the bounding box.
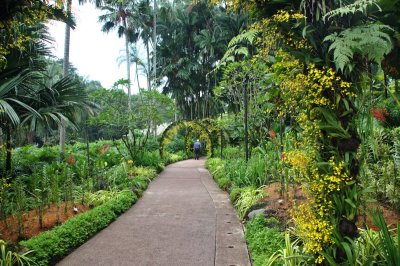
[159,120,214,157]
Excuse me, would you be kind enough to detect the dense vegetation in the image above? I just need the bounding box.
[1,0,400,265]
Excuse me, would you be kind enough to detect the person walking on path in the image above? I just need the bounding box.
[193,139,201,160]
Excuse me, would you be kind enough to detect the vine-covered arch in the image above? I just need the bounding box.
[160,120,215,157]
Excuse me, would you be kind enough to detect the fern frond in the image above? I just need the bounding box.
[324,0,381,22]
[217,29,259,68]
[324,24,394,72]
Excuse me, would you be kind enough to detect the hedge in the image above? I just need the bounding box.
[20,190,137,265]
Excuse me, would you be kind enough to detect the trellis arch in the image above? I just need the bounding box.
[159,120,214,157]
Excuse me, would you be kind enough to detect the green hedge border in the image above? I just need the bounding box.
[19,154,186,265]
[20,190,137,265]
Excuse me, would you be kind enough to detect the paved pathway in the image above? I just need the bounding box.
[58,159,250,266]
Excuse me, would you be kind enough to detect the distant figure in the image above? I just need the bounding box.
[193,139,201,160]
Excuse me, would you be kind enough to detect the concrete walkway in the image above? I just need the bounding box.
[58,159,250,266]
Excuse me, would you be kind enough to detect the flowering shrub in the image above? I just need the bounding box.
[66,154,76,165]
[98,144,110,155]
[371,107,388,123]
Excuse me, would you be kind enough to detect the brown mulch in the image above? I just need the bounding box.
[260,182,399,231]
[0,202,89,243]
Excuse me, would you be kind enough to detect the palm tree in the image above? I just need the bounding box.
[117,44,148,90]
[156,1,245,119]
[60,0,73,159]
[0,22,94,177]
[99,0,140,109]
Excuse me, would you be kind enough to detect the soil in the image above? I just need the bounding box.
[0,202,89,243]
[258,183,306,228]
[260,182,399,231]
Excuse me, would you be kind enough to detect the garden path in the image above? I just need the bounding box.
[57,158,250,266]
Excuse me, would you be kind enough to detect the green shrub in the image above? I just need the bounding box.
[106,163,130,189]
[21,190,136,266]
[216,177,231,190]
[162,152,183,165]
[84,189,121,207]
[229,186,242,203]
[245,215,284,266]
[132,166,157,180]
[12,145,59,175]
[235,186,266,219]
[135,150,165,172]
[133,176,150,191]
[144,137,160,151]
[205,158,225,182]
[165,137,185,153]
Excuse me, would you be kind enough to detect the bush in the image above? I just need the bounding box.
[21,190,136,266]
[165,137,185,153]
[222,146,242,160]
[144,137,160,151]
[135,150,165,172]
[245,215,284,266]
[235,186,266,219]
[205,158,225,181]
[132,166,157,180]
[216,177,231,190]
[162,152,183,165]
[229,186,242,203]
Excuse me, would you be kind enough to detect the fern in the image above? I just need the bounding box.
[323,0,381,22]
[324,24,393,72]
[218,29,259,67]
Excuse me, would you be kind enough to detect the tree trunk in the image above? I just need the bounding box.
[244,80,249,162]
[5,126,12,176]
[152,0,157,90]
[136,62,140,89]
[123,19,132,110]
[60,0,72,159]
[146,41,151,90]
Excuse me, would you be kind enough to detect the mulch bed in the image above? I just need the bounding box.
[0,202,89,243]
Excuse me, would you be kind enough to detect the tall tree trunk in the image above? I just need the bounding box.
[136,62,140,89]
[152,0,157,90]
[60,0,72,159]
[244,79,249,162]
[123,19,132,110]
[146,42,151,90]
[5,126,12,176]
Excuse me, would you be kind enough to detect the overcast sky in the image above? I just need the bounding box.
[48,0,146,93]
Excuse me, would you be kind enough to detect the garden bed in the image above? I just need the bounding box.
[0,203,89,243]
[259,182,399,231]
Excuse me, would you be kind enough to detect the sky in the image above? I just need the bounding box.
[48,0,147,93]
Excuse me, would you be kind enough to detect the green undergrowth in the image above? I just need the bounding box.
[205,157,266,219]
[245,215,285,266]
[206,156,285,265]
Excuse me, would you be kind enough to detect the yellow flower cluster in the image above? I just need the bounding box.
[284,150,311,174]
[292,202,333,261]
[272,10,305,23]
[208,0,259,11]
[308,159,350,200]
